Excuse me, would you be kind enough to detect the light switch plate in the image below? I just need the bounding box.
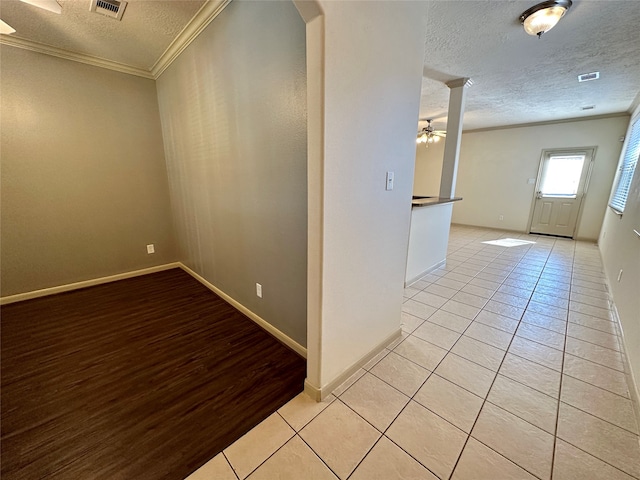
[386,171,394,191]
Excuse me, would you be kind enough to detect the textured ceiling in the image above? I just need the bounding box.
[420,0,640,131]
[1,1,638,129]
[0,0,205,70]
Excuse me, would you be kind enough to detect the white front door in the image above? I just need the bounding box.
[529,148,595,238]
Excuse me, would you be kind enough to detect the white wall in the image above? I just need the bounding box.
[417,116,628,240]
[1,46,176,296]
[156,0,308,346]
[303,1,427,393]
[405,203,453,285]
[599,104,640,406]
[414,140,445,196]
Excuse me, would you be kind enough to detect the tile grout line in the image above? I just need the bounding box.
[325,353,445,478]
[447,237,556,480]
[557,243,640,477]
[556,400,640,436]
[343,434,386,480]
[294,431,343,480]
[552,429,640,479]
[549,238,575,480]
[333,394,443,479]
[229,422,297,480]
[221,451,241,480]
[400,230,637,480]
[364,250,520,480]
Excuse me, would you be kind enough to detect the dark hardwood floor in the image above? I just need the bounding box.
[1,268,306,479]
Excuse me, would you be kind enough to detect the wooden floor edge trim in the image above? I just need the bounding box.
[178,263,308,359]
[0,263,182,305]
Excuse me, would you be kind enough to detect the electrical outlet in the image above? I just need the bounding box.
[499,215,504,221]
[617,269,623,282]
[256,283,262,298]
[146,244,155,254]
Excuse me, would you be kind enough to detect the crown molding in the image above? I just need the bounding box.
[628,91,640,115]
[446,77,473,89]
[151,0,231,79]
[0,35,154,79]
[0,0,232,80]
[464,112,630,134]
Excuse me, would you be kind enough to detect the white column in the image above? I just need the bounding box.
[439,78,473,199]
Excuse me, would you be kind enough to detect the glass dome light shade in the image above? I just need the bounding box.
[523,6,567,36]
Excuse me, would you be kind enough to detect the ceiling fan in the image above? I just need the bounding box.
[0,0,62,35]
[416,119,446,147]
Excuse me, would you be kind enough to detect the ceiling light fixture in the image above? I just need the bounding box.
[416,120,446,147]
[519,0,572,38]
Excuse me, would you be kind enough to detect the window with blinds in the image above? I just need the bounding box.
[609,115,640,213]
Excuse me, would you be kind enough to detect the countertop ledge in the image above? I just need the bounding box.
[412,196,463,207]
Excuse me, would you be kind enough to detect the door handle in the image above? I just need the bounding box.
[536,191,543,199]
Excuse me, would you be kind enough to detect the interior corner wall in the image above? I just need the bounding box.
[0,46,176,296]
[314,0,427,387]
[155,0,308,347]
[447,116,629,240]
[599,105,640,403]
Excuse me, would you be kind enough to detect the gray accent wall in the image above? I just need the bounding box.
[1,46,176,296]
[155,0,307,346]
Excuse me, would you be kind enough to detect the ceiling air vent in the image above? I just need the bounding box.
[90,0,127,21]
[578,72,600,83]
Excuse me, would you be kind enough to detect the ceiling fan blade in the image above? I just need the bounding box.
[20,0,62,14]
[0,19,16,34]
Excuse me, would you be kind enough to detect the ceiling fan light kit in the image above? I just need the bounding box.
[416,119,446,147]
[520,0,572,38]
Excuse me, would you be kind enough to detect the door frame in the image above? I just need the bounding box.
[526,146,597,238]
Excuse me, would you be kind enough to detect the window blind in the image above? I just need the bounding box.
[609,115,640,213]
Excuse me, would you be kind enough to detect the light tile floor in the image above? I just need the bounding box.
[186,225,640,480]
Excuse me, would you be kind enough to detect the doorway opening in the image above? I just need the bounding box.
[528,147,596,238]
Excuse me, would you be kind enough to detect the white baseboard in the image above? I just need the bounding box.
[405,259,446,288]
[178,263,307,359]
[598,250,640,429]
[0,263,182,305]
[610,305,640,428]
[304,328,401,401]
[1,262,307,360]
